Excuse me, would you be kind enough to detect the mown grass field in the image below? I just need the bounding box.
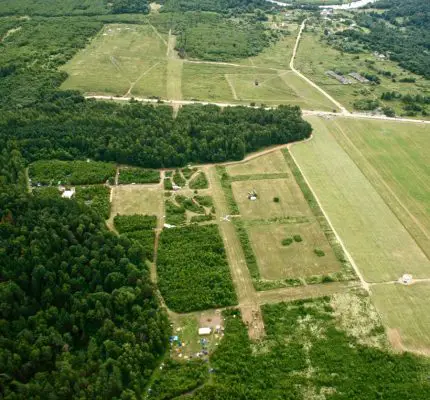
[371,282,430,353]
[60,21,334,109]
[328,118,430,260]
[110,185,163,217]
[232,178,312,220]
[249,220,340,280]
[291,116,430,283]
[226,151,288,176]
[295,30,430,115]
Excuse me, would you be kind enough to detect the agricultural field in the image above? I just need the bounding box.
[110,184,163,217]
[291,116,430,283]
[295,26,430,116]
[327,118,430,260]
[60,20,334,110]
[225,149,350,289]
[157,224,237,312]
[291,115,430,351]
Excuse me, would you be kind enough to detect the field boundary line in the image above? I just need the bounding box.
[225,74,238,100]
[288,141,369,292]
[123,61,161,97]
[333,120,430,256]
[149,23,168,47]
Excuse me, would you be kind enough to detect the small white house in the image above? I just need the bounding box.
[198,327,212,336]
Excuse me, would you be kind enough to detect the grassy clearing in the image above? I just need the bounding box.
[291,116,430,282]
[232,178,312,220]
[329,118,430,260]
[226,150,288,176]
[110,185,163,217]
[295,30,430,115]
[249,221,341,280]
[371,282,430,353]
[61,24,168,97]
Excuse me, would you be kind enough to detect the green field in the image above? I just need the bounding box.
[61,21,334,109]
[226,151,288,176]
[295,29,430,116]
[372,282,430,353]
[291,116,430,283]
[328,118,430,260]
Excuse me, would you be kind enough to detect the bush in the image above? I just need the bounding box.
[157,224,237,312]
[114,214,157,233]
[189,172,209,189]
[119,167,160,184]
[175,195,205,214]
[165,200,186,226]
[314,248,326,257]
[182,166,197,180]
[293,235,303,243]
[173,170,186,187]
[193,195,214,208]
[273,197,280,203]
[190,214,214,223]
[282,237,293,246]
[122,230,156,261]
[164,178,173,190]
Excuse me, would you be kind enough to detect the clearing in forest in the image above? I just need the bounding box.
[291,116,430,283]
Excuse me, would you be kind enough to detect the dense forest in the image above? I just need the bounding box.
[337,0,430,78]
[161,0,275,13]
[0,151,170,399]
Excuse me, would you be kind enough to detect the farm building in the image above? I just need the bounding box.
[349,72,370,83]
[326,70,353,85]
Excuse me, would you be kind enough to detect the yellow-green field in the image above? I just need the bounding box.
[371,282,430,353]
[226,151,288,176]
[110,184,163,216]
[328,118,430,260]
[232,178,312,220]
[60,22,334,110]
[291,116,430,283]
[249,220,340,280]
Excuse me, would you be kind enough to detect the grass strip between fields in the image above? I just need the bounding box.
[215,166,240,215]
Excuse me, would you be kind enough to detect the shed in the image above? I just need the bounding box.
[198,327,212,336]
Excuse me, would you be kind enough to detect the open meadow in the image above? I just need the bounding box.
[328,118,430,260]
[60,20,334,109]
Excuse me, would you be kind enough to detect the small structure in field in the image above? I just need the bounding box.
[172,184,181,191]
[61,188,75,199]
[248,189,258,201]
[198,327,212,336]
[399,274,413,285]
[349,72,369,83]
[326,70,353,85]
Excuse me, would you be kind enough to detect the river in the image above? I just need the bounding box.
[265,0,378,9]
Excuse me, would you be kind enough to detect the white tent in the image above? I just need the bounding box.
[198,327,211,336]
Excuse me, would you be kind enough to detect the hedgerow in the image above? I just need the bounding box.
[118,167,160,184]
[113,214,157,233]
[157,224,237,312]
[189,172,209,189]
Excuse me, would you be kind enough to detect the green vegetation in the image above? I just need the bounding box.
[273,196,280,203]
[149,359,208,400]
[216,166,240,215]
[173,170,186,187]
[122,230,155,261]
[189,171,209,189]
[176,195,205,214]
[113,214,157,233]
[193,195,213,208]
[75,185,111,219]
[282,237,293,246]
[233,219,260,281]
[181,166,197,180]
[118,167,160,184]
[165,199,186,226]
[314,248,325,257]
[190,214,214,223]
[293,234,303,243]
[29,160,115,185]
[161,0,274,13]
[164,178,174,190]
[0,152,169,398]
[157,224,237,312]
[184,296,430,399]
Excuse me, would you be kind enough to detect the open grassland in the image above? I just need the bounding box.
[371,282,430,354]
[249,220,340,280]
[329,118,430,260]
[110,184,163,217]
[232,178,312,220]
[291,115,430,283]
[61,23,168,97]
[61,21,334,109]
[226,150,288,176]
[295,30,430,115]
